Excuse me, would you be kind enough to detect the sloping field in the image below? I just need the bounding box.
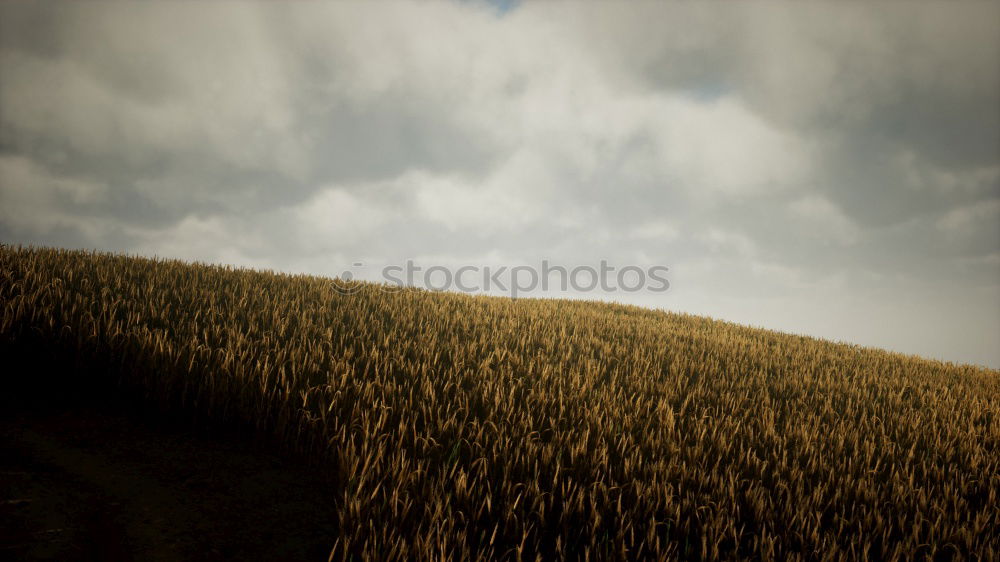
[1,245,997,560]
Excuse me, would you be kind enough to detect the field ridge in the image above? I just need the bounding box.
[1,245,997,561]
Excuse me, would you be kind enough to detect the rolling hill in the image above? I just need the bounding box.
[1,245,997,561]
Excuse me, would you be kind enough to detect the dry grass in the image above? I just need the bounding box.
[1,245,997,561]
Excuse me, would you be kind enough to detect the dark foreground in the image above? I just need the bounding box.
[0,402,339,561]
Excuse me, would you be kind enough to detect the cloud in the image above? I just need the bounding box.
[787,195,860,245]
[936,199,1000,234]
[0,1,997,367]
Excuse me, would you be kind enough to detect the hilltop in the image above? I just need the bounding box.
[1,245,997,561]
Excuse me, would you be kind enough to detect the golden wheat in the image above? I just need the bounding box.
[1,245,997,561]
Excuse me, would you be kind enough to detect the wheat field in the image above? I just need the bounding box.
[1,245,997,561]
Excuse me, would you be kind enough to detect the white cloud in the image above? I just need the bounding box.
[0,155,106,206]
[292,186,395,249]
[0,7,307,179]
[645,96,812,196]
[697,228,758,258]
[1,1,997,367]
[788,195,860,244]
[413,170,540,233]
[627,221,679,242]
[936,199,1000,234]
[0,155,109,238]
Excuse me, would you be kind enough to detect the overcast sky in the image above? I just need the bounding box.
[1,1,998,368]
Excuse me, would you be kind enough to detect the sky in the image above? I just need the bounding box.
[1,1,998,368]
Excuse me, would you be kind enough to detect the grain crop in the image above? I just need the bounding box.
[1,244,997,561]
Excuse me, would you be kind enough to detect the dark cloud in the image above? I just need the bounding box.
[0,1,997,367]
[304,92,497,185]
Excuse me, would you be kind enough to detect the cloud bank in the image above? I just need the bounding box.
[1,1,998,367]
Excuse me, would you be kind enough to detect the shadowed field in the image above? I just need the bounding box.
[1,403,338,561]
[1,245,997,561]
